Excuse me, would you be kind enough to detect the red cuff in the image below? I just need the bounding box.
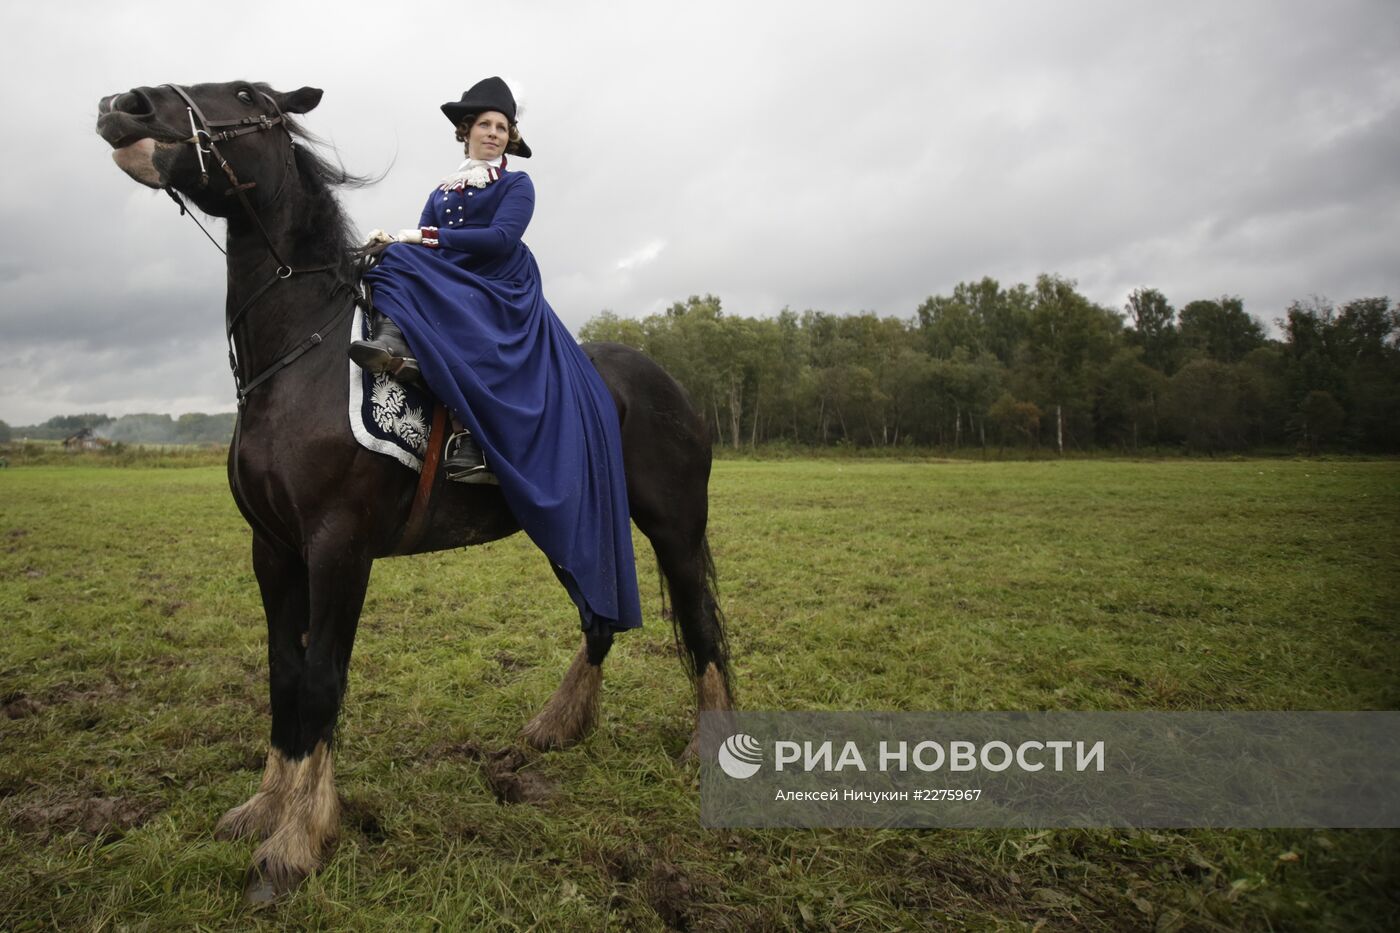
[421,226,440,248]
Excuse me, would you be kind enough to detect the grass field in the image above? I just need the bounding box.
[1,459,1397,930]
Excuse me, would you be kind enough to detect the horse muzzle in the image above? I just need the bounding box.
[97,95,182,188]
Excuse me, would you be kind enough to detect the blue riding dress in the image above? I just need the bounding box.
[364,169,642,635]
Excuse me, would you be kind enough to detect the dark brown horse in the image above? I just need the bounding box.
[95,81,733,902]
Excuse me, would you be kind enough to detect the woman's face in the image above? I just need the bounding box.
[464,111,510,161]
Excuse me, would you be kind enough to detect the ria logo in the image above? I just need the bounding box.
[717,733,763,779]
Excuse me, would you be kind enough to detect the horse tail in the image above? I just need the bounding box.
[700,533,734,704]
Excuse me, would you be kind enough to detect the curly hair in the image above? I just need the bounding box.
[454,113,525,155]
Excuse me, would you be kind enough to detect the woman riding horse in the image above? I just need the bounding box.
[97,79,733,902]
[350,77,643,638]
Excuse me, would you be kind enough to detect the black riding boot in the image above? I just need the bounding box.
[349,311,421,384]
[444,430,498,485]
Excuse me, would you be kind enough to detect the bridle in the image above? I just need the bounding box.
[138,84,452,557]
[163,83,295,272]
[159,83,359,408]
[158,83,365,553]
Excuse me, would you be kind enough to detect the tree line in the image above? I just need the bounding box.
[6,278,1394,455]
[579,276,1399,453]
[2,412,236,445]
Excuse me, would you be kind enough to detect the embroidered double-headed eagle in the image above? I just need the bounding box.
[369,374,428,456]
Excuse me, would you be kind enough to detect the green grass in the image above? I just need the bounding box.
[1,460,1397,930]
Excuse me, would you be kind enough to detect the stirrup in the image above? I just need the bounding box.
[444,430,499,485]
[350,343,421,383]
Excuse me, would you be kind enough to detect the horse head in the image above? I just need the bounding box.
[96,81,322,215]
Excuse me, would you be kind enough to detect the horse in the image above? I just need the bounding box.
[95,81,734,902]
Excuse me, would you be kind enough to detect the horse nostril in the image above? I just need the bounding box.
[113,90,153,116]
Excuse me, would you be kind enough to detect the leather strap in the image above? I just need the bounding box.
[390,402,448,555]
[235,294,353,405]
[163,83,296,273]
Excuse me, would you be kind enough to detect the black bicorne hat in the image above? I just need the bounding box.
[441,76,532,158]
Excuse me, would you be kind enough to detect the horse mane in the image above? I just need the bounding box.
[281,116,381,274]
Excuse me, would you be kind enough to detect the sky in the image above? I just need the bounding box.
[1,0,1397,426]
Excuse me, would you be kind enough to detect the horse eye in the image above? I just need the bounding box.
[237,89,254,104]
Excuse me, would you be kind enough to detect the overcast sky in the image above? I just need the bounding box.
[1,0,1397,425]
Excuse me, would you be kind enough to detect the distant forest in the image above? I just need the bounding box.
[3,411,236,445]
[582,276,1400,453]
[4,275,1395,454]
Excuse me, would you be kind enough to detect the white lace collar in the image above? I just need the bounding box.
[438,156,505,191]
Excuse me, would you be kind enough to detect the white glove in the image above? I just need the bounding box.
[362,228,395,246]
[396,228,424,245]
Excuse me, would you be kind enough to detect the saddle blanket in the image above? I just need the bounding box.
[346,308,436,472]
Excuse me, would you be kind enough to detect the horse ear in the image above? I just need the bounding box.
[276,86,323,114]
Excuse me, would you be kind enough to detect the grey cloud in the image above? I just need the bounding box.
[3,335,233,426]
[2,0,1398,423]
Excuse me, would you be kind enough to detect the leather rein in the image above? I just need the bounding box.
[160,83,358,408]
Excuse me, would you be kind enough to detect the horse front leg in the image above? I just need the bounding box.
[216,534,308,843]
[522,630,612,749]
[242,536,373,904]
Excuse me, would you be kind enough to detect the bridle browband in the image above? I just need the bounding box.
[158,83,359,408]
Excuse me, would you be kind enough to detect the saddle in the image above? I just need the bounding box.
[348,249,450,554]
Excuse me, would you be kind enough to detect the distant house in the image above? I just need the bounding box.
[62,428,112,451]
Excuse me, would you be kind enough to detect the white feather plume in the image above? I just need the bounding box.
[503,75,527,123]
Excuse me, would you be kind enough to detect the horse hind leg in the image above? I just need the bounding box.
[655,534,735,762]
[522,630,612,750]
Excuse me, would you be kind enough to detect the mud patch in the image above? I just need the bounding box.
[596,844,643,883]
[889,853,1106,927]
[68,709,103,731]
[422,739,484,763]
[641,638,684,660]
[44,678,125,707]
[5,681,126,722]
[493,651,530,671]
[149,655,192,673]
[10,795,161,842]
[645,859,713,931]
[340,795,386,843]
[3,693,44,720]
[483,747,556,805]
[892,853,1038,920]
[141,597,188,618]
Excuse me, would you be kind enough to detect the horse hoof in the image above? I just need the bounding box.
[521,712,591,751]
[677,734,700,765]
[243,875,280,909]
[242,862,303,908]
